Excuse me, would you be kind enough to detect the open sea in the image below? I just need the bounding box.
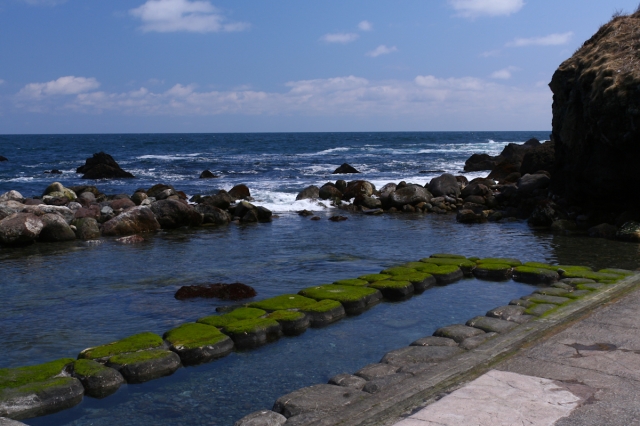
[1,132,639,426]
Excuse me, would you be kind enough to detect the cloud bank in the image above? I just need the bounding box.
[366,45,398,57]
[449,0,525,18]
[18,76,100,98]
[507,32,573,47]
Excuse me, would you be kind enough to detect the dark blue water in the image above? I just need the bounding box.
[2,132,639,426]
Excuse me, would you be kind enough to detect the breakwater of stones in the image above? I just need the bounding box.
[0,254,634,423]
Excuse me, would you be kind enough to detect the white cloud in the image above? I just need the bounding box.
[0,80,5,85]
[507,32,573,47]
[480,49,501,58]
[320,33,359,43]
[130,0,249,33]
[18,76,100,98]
[490,66,519,79]
[449,0,524,18]
[358,20,373,31]
[21,0,67,5]
[366,45,398,57]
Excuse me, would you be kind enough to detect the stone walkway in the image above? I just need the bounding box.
[394,286,640,426]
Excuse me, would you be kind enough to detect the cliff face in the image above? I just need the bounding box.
[550,12,640,208]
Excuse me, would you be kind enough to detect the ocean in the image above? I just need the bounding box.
[1,132,639,426]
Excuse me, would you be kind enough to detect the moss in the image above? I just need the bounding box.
[299,284,379,302]
[467,257,480,262]
[430,253,467,259]
[197,307,266,328]
[524,262,592,272]
[380,267,418,276]
[78,332,164,360]
[402,262,429,269]
[8,377,77,395]
[249,294,316,311]
[420,258,476,274]
[358,274,391,283]
[388,273,431,283]
[599,268,635,276]
[267,310,306,322]
[73,359,109,377]
[577,282,605,291]
[334,279,369,287]
[300,299,342,313]
[477,258,522,267]
[163,323,228,350]
[223,318,280,334]
[369,280,412,290]
[0,358,74,390]
[475,263,512,271]
[599,279,620,284]
[108,348,172,365]
[562,270,622,282]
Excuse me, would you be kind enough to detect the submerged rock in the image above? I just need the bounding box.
[332,163,360,174]
[199,170,218,179]
[174,283,257,301]
[296,185,320,200]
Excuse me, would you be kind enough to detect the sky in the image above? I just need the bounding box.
[0,0,639,134]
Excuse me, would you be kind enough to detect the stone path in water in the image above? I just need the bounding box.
[395,285,640,426]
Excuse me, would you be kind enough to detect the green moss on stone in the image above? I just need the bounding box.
[72,359,108,377]
[477,258,522,267]
[108,348,172,365]
[380,267,418,276]
[267,310,306,322]
[249,295,316,311]
[224,318,280,334]
[430,253,467,259]
[599,268,635,276]
[78,332,164,360]
[197,307,266,328]
[369,280,412,290]
[300,299,342,313]
[402,262,429,269]
[163,323,228,350]
[524,262,591,272]
[577,283,605,291]
[475,263,512,271]
[299,284,378,302]
[0,358,74,390]
[358,274,391,283]
[467,257,480,262]
[561,270,621,282]
[389,273,431,283]
[334,279,369,287]
[9,377,76,395]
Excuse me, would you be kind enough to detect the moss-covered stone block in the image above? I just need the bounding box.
[577,282,605,291]
[477,258,522,267]
[420,258,476,276]
[267,310,310,336]
[298,285,382,315]
[599,268,635,276]
[467,256,480,262]
[334,279,369,287]
[358,274,391,283]
[523,262,591,273]
[369,280,414,300]
[78,332,164,362]
[525,304,557,316]
[223,318,282,349]
[300,300,346,327]
[430,253,467,259]
[0,376,84,420]
[106,348,181,384]
[512,266,559,285]
[0,359,74,390]
[380,267,418,276]
[509,299,535,308]
[71,359,124,399]
[163,323,234,365]
[197,307,266,328]
[389,273,436,293]
[472,263,513,281]
[561,270,622,282]
[522,294,571,305]
[567,290,592,299]
[425,265,464,285]
[249,295,317,312]
[534,287,569,297]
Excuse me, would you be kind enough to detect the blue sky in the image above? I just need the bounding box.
[0,0,638,133]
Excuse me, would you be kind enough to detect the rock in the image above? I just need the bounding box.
[616,221,640,242]
[22,204,75,224]
[473,264,513,281]
[464,153,500,172]
[528,200,557,227]
[0,156,7,162]
[234,410,287,426]
[224,318,282,349]
[0,213,44,246]
[354,195,382,209]
[459,332,498,350]
[199,170,218,179]
[328,374,367,391]
[130,192,148,206]
[488,159,520,181]
[456,209,485,224]
[0,191,24,203]
[517,173,551,195]
[389,185,432,207]
[329,215,348,222]
[525,304,557,316]
[77,153,134,179]
[588,223,617,239]
[433,324,484,343]
[551,219,578,234]
[463,195,485,205]
[520,140,555,176]
[38,213,76,242]
[202,192,233,210]
[0,377,83,420]
[427,173,461,198]
[486,305,527,322]
[300,300,346,327]
[354,363,398,381]
[342,181,375,200]
[522,294,571,305]
[163,323,234,366]
[319,185,343,200]
[101,206,161,236]
[195,204,231,225]
[115,235,144,244]
[410,336,458,347]
[296,186,320,200]
[71,359,124,399]
[380,346,464,366]
[175,283,257,301]
[332,163,360,174]
[466,316,519,334]
[362,373,411,394]
[71,218,101,240]
[228,184,251,200]
[256,206,273,223]
[298,285,382,315]
[461,182,491,199]
[110,198,135,211]
[151,199,203,229]
[145,184,173,199]
[272,384,369,418]
[267,311,309,336]
[106,349,182,384]
[0,201,26,221]
[0,418,28,425]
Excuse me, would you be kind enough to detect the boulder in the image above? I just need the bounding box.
[389,185,432,207]
[146,184,174,199]
[42,182,77,202]
[0,191,24,203]
[488,159,521,181]
[272,384,369,418]
[234,410,287,426]
[354,195,382,209]
[0,156,7,161]
[464,153,499,172]
[130,192,148,206]
[77,192,96,206]
[342,181,375,200]
[616,221,640,242]
[110,198,135,211]
[71,218,101,240]
[517,173,551,195]
[228,184,251,200]
[38,213,76,242]
[456,209,485,224]
[296,185,320,201]
[461,182,491,199]
[77,152,135,179]
[332,163,360,174]
[199,170,218,179]
[520,140,555,176]
[335,180,347,193]
[378,183,397,204]
[101,206,161,236]
[0,201,26,221]
[22,205,75,224]
[74,205,100,221]
[202,192,233,210]
[150,199,203,229]
[588,223,617,239]
[427,173,461,198]
[528,201,557,227]
[194,204,231,225]
[319,185,342,200]
[71,359,124,399]
[0,213,44,246]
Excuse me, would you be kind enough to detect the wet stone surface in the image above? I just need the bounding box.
[466,316,519,334]
[272,384,369,418]
[233,410,286,426]
[410,336,458,347]
[486,305,526,322]
[460,332,498,350]
[433,324,485,343]
[526,304,557,317]
[354,363,399,381]
[523,294,571,305]
[328,374,367,391]
[381,346,464,366]
[362,373,412,394]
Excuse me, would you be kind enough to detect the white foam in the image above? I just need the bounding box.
[137,153,203,161]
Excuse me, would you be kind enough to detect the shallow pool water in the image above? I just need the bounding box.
[2,212,638,426]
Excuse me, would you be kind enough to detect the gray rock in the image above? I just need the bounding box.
[354,363,398,381]
[283,412,326,426]
[195,204,231,225]
[362,373,411,394]
[378,183,397,204]
[328,374,367,391]
[166,335,234,366]
[0,213,44,246]
[397,363,436,376]
[0,418,28,425]
[319,185,342,200]
[272,384,369,418]
[256,206,273,223]
[410,336,458,347]
[72,360,124,399]
[509,299,535,308]
[522,294,570,305]
[466,316,519,334]
[461,182,491,199]
[296,186,320,201]
[151,199,203,229]
[300,304,346,327]
[460,332,498,350]
[381,346,464,366]
[202,192,233,210]
[234,410,287,426]
[560,278,596,286]
[72,218,101,240]
[427,173,461,198]
[356,195,382,209]
[106,349,182,384]
[534,287,570,297]
[0,191,24,203]
[0,201,25,221]
[513,268,559,285]
[38,213,76,242]
[20,205,74,224]
[433,324,485,343]
[131,192,148,206]
[526,303,557,316]
[0,377,84,420]
[101,206,161,236]
[516,173,550,194]
[389,185,432,207]
[486,305,526,322]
